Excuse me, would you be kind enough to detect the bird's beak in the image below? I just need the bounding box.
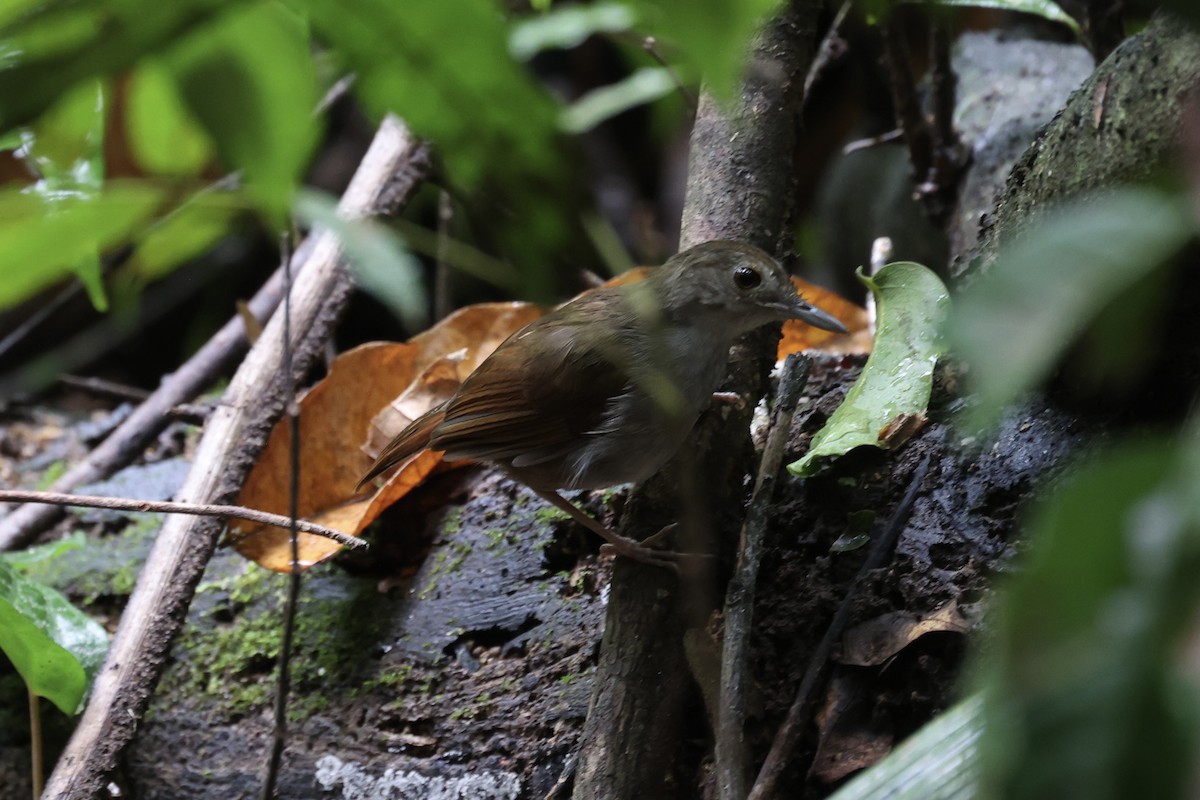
[789,299,847,333]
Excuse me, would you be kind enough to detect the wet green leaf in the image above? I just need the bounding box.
[0,185,165,309]
[911,0,1078,33]
[0,560,108,715]
[789,262,949,476]
[20,78,106,191]
[130,194,244,280]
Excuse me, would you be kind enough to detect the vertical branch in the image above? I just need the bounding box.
[571,2,826,798]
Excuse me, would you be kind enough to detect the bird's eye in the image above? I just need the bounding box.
[733,266,762,290]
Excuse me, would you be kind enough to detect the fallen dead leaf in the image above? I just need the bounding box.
[779,277,871,357]
[231,302,543,572]
[836,601,972,668]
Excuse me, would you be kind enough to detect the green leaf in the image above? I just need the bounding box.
[509,1,635,61]
[294,189,427,330]
[305,0,561,189]
[0,532,88,571]
[909,0,1079,33]
[20,77,107,191]
[947,188,1193,431]
[789,262,950,476]
[125,58,214,177]
[0,184,165,309]
[0,0,234,133]
[976,438,1195,799]
[624,0,782,101]
[129,193,244,280]
[829,696,982,800]
[559,67,676,133]
[0,560,108,714]
[164,2,318,221]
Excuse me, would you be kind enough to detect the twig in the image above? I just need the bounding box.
[29,689,42,800]
[642,36,698,111]
[59,375,213,423]
[0,490,366,549]
[0,256,290,552]
[842,129,903,154]
[716,353,812,800]
[434,189,455,320]
[41,117,432,800]
[804,0,852,99]
[748,454,933,800]
[262,237,301,798]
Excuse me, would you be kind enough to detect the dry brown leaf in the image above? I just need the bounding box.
[836,601,972,667]
[811,670,895,783]
[779,277,871,357]
[231,302,543,573]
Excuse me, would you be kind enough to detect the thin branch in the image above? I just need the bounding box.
[804,0,852,99]
[59,375,212,423]
[262,237,301,798]
[29,690,42,800]
[716,354,812,800]
[748,454,933,800]
[0,490,366,550]
[642,36,698,111]
[434,189,455,320]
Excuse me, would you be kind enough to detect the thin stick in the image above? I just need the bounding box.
[59,375,212,422]
[42,116,429,800]
[434,189,455,320]
[804,0,852,99]
[262,238,301,798]
[0,490,366,550]
[716,354,812,800]
[642,36,698,111]
[29,689,42,800]
[748,454,933,800]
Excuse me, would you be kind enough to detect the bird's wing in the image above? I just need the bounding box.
[430,293,636,468]
[357,404,448,489]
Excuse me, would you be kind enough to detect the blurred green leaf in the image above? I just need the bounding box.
[0,184,164,309]
[305,0,560,190]
[912,0,1079,33]
[126,59,214,177]
[0,560,108,715]
[0,532,88,570]
[130,193,244,279]
[829,696,982,800]
[626,0,782,101]
[948,188,1193,432]
[0,0,233,133]
[509,1,635,61]
[165,2,318,221]
[976,438,1196,799]
[559,67,676,133]
[295,189,427,330]
[790,262,949,476]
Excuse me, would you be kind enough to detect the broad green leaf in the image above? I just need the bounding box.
[304,0,561,189]
[509,1,635,61]
[0,0,233,132]
[165,2,318,221]
[0,184,165,309]
[829,696,982,800]
[789,262,949,476]
[295,189,427,330]
[948,188,1193,432]
[976,439,1195,799]
[129,193,244,280]
[624,0,782,101]
[559,67,676,133]
[911,0,1079,33]
[0,560,108,714]
[72,252,108,311]
[126,59,214,177]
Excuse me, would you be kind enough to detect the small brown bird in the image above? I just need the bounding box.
[359,240,846,566]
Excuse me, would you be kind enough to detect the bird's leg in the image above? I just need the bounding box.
[532,488,680,570]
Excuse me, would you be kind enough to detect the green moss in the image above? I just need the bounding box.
[534,505,572,524]
[35,460,67,490]
[441,506,464,536]
[163,560,393,719]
